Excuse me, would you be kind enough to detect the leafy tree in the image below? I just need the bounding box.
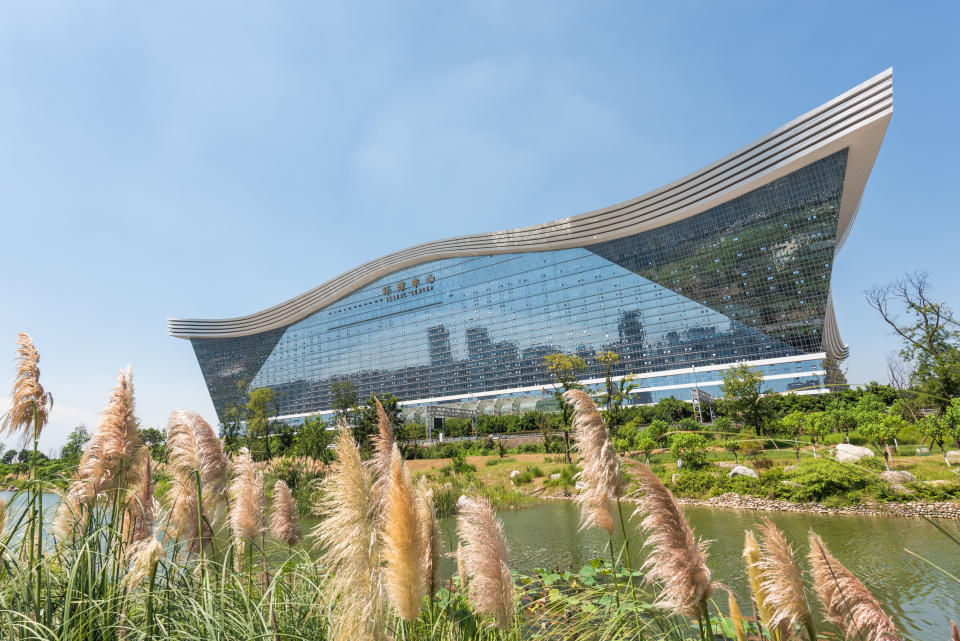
[722,433,744,463]
[607,376,638,436]
[596,351,619,414]
[669,433,708,469]
[804,412,831,459]
[644,420,669,448]
[544,352,587,463]
[780,411,807,464]
[917,415,956,467]
[331,380,359,426]
[826,398,857,444]
[617,417,643,448]
[652,396,687,423]
[293,415,335,462]
[220,402,245,453]
[61,424,90,464]
[721,364,773,434]
[859,414,905,470]
[712,416,734,436]
[635,436,657,464]
[867,272,960,412]
[855,393,887,415]
[138,426,166,461]
[1,449,16,465]
[275,421,296,457]
[941,398,960,460]
[595,352,635,435]
[246,387,278,460]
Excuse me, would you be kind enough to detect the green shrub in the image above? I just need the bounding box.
[669,433,708,468]
[514,443,545,454]
[544,464,577,493]
[439,450,477,477]
[778,459,884,503]
[513,465,546,485]
[712,416,734,435]
[671,468,722,497]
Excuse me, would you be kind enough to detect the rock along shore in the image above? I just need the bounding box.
[673,492,960,520]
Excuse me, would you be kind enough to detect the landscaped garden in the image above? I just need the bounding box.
[2,332,959,640]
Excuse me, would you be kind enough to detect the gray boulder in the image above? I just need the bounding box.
[880,470,916,484]
[727,465,758,479]
[889,484,914,496]
[835,443,874,463]
[947,450,960,463]
[550,473,562,481]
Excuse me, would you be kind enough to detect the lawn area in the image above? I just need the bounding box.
[409,452,573,493]
[404,444,960,509]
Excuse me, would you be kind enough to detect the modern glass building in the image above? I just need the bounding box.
[169,70,892,425]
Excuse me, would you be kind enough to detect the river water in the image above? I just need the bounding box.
[6,491,956,638]
[438,501,960,640]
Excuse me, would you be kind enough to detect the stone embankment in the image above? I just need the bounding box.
[675,492,960,519]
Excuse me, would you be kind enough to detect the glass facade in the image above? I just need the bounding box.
[192,150,847,421]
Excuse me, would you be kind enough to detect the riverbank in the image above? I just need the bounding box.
[532,486,960,519]
[672,491,960,519]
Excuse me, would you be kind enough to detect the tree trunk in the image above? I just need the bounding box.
[563,430,571,464]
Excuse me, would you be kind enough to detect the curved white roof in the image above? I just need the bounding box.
[169,68,892,358]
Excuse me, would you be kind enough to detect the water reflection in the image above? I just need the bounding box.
[439,502,960,640]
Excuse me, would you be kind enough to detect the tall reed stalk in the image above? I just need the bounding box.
[2,333,52,619]
[632,464,715,639]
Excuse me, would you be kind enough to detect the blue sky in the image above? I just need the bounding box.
[1,2,957,453]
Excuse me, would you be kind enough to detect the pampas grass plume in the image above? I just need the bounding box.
[632,464,714,619]
[457,542,468,592]
[311,425,385,641]
[125,536,164,588]
[456,496,514,629]
[371,397,394,477]
[563,389,622,534]
[53,367,139,539]
[382,445,424,621]
[809,531,899,641]
[166,411,230,552]
[1,332,52,441]
[78,366,140,495]
[754,519,815,640]
[229,447,265,546]
[128,452,154,544]
[416,477,440,598]
[743,530,776,635]
[728,592,747,641]
[270,479,301,545]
